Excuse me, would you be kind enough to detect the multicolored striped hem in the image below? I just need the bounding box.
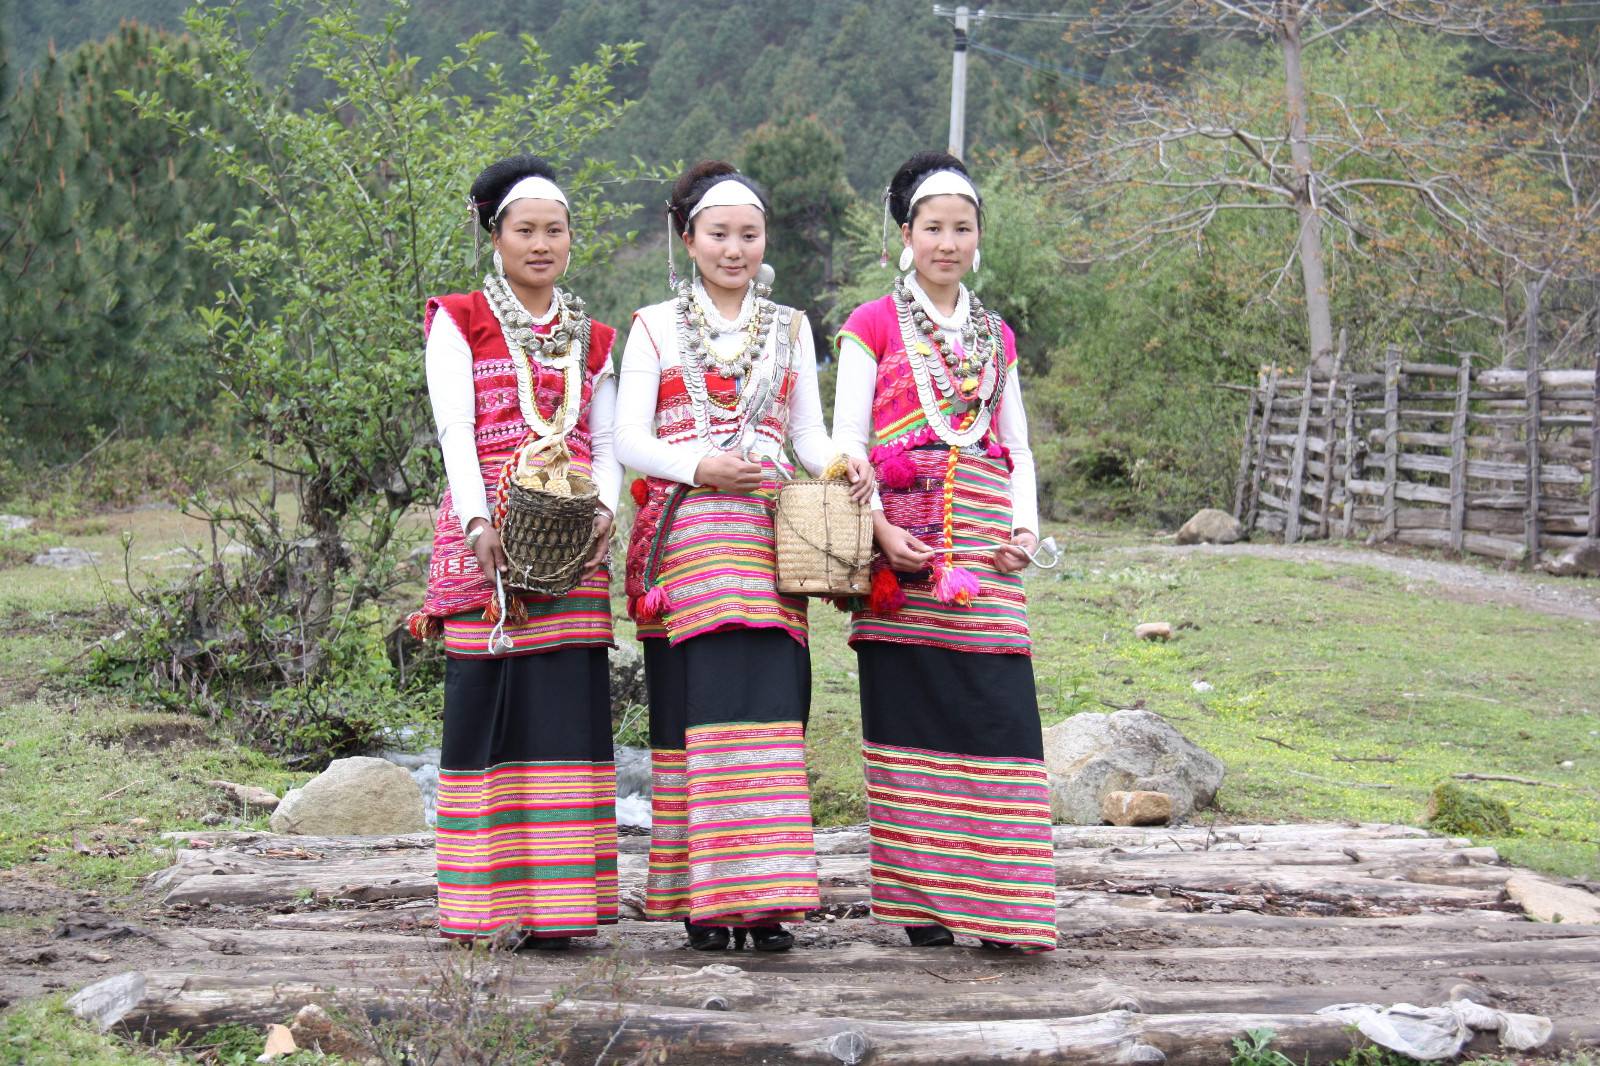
[441,570,615,658]
[645,721,820,925]
[437,760,618,939]
[864,739,1057,951]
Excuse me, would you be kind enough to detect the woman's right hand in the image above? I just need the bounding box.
[467,518,508,575]
[694,452,765,492]
[873,512,936,573]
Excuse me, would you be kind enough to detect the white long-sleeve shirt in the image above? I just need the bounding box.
[832,328,1039,538]
[424,306,621,533]
[614,293,835,484]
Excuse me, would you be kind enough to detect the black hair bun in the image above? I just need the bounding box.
[469,154,560,232]
[667,160,770,236]
[887,151,976,226]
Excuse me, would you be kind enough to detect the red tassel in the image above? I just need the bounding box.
[630,477,649,506]
[636,583,672,622]
[877,451,917,490]
[868,568,906,614]
[483,596,502,625]
[933,564,980,607]
[405,611,441,640]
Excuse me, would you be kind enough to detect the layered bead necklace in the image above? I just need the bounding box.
[675,278,781,442]
[892,272,1005,449]
[483,273,590,440]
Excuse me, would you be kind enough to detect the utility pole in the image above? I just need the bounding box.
[933,5,981,159]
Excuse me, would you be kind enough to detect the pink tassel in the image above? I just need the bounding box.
[986,440,1005,459]
[877,451,917,491]
[637,583,672,622]
[933,564,980,607]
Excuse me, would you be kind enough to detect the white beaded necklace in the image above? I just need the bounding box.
[482,276,590,442]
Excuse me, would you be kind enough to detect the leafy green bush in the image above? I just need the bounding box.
[1426,782,1515,837]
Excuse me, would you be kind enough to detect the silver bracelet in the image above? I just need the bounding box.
[465,523,487,550]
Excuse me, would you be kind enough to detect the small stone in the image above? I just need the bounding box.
[31,546,97,569]
[257,1024,297,1062]
[207,780,280,812]
[1559,760,1575,769]
[1134,622,1172,641]
[1100,790,1175,827]
[0,514,33,531]
[1175,508,1243,546]
[1191,680,1213,693]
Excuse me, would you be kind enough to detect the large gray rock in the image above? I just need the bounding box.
[1043,710,1224,825]
[609,642,647,719]
[1542,544,1600,578]
[1176,508,1243,545]
[270,756,425,836]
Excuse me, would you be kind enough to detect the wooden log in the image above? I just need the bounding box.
[1381,346,1400,542]
[1395,528,1527,562]
[1591,349,1599,548]
[1339,386,1359,539]
[1477,368,1597,392]
[1285,365,1317,545]
[1526,292,1544,561]
[1232,377,1260,520]
[1449,353,1471,552]
[1246,371,1280,532]
[1399,361,1461,379]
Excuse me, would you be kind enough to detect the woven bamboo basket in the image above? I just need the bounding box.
[775,479,872,597]
[495,440,597,597]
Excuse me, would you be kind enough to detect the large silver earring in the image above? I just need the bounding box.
[898,246,914,272]
[878,188,892,268]
[972,248,981,273]
[493,248,505,276]
[665,203,680,291]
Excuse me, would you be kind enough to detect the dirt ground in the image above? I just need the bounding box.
[10,824,1598,1064]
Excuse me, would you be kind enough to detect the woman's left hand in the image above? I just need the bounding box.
[845,454,876,505]
[994,530,1037,574]
[581,506,614,580]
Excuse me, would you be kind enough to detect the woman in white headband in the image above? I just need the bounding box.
[831,151,1055,953]
[407,154,622,951]
[614,160,873,953]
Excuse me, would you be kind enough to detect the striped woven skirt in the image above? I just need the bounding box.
[641,627,820,926]
[435,646,617,941]
[857,641,1057,951]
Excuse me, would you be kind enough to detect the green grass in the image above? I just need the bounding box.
[804,531,1600,878]
[0,998,153,1065]
[0,507,301,895]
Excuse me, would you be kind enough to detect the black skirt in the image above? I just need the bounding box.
[856,641,1042,759]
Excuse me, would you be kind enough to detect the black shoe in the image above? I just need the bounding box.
[978,938,1020,952]
[732,927,748,950]
[748,924,794,952]
[519,935,572,951]
[684,921,730,951]
[905,924,956,948]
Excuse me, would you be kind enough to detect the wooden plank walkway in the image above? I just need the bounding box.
[68,823,1600,1064]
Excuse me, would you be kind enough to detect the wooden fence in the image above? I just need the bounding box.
[1233,346,1600,565]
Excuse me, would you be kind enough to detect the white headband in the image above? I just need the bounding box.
[687,177,766,220]
[909,169,980,208]
[494,175,569,221]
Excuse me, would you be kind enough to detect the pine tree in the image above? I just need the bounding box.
[0,25,252,457]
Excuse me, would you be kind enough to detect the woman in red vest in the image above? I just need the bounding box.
[408,155,621,950]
